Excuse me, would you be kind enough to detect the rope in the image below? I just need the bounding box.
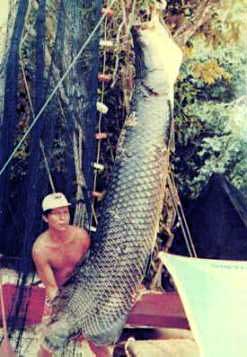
[91,0,137,228]
[91,12,109,227]
[20,62,56,192]
[167,173,197,257]
[0,274,9,344]
[39,140,56,193]
[127,0,137,32]
[162,102,197,257]
[169,172,197,257]
[0,0,118,177]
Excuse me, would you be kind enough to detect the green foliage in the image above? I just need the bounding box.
[173,34,247,198]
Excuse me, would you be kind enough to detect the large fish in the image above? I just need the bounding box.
[43,16,183,352]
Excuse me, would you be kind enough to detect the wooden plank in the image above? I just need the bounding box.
[127,292,189,329]
[0,284,45,326]
[0,284,188,330]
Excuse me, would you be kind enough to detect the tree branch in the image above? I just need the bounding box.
[174,0,218,47]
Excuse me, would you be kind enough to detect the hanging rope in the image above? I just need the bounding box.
[126,0,137,33]
[167,173,197,257]
[0,277,8,343]
[171,173,197,256]
[0,273,17,356]
[39,140,56,193]
[91,0,138,229]
[20,62,56,193]
[0,0,118,178]
[19,2,55,191]
[91,10,109,227]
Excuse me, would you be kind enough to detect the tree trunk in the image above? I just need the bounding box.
[57,0,102,227]
[0,0,29,254]
[21,0,47,270]
[0,0,102,258]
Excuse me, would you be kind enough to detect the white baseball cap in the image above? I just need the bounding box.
[42,192,71,212]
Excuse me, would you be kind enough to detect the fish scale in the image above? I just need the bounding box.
[43,21,182,352]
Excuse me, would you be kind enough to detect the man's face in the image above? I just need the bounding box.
[45,206,70,231]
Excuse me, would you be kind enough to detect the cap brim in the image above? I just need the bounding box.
[42,202,71,212]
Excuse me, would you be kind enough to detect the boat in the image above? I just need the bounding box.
[0,267,188,329]
[0,266,190,355]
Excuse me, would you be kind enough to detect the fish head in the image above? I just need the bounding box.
[132,14,183,96]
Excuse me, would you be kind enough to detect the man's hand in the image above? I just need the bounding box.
[32,247,59,302]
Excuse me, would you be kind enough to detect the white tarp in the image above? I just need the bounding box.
[159,253,247,357]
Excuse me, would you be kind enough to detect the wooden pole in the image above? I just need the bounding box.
[0,273,17,356]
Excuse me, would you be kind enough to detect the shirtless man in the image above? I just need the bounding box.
[32,192,91,356]
[32,192,90,303]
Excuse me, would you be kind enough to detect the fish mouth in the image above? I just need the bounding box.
[131,26,146,80]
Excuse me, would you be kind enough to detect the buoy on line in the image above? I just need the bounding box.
[99,39,114,49]
[98,73,112,83]
[92,191,104,200]
[96,101,109,114]
[95,132,108,140]
[92,162,104,172]
[101,7,114,17]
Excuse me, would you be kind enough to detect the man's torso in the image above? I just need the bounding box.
[34,226,89,286]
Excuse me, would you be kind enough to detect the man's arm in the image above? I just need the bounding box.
[32,247,58,302]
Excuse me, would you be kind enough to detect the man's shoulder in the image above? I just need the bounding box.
[70,225,88,235]
[32,232,49,256]
[70,225,90,242]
